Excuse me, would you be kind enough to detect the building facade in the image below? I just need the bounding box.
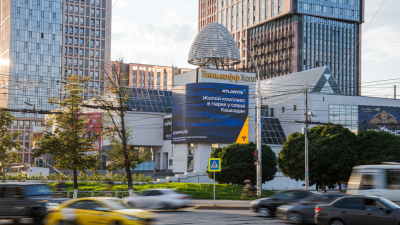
[199,0,364,96]
[62,0,112,100]
[0,0,64,164]
[111,62,193,91]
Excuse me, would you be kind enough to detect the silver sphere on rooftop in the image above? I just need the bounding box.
[188,23,240,69]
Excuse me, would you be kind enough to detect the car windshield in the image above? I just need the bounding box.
[379,198,400,210]
[25,185,52,196]
[103,199,129,210]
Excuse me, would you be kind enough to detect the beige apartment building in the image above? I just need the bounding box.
[112,62,192,91]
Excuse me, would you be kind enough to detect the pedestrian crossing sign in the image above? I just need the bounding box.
[209,158,221,172]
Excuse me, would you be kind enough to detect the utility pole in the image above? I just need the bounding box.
[304,83,309,190]
[241,39,262,197]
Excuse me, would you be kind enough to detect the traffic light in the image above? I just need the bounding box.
[254,150,258,161]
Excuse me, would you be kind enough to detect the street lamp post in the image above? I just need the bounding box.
[241,39,262,197]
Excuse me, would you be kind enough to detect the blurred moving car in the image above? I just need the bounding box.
[251,189,321,217]
[276,193,346,223]
[315,195,400,225]
[123,189,191,210]
[0,183,67,223]
[347,163,400,204]
[44,197,156,225]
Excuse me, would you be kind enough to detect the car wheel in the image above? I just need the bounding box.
[128,202,138,208]
[330,219,345,225]
[258,207,271,217]
[287,213,303,224]
[163,202,170,210]
[13,218,19,223]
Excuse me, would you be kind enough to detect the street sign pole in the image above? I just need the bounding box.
[209,158,221,207]
[213,172,215,206]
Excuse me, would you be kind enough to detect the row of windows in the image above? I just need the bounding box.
[299,3,360,17]
[65,5,102,16]
[65,16,101,27]
[64,68,103,79]
[16,8,57,18]
[66,0,102,7]
[8,120,41,129]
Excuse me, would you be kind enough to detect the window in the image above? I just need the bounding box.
[387,170,400,189]
[360,174,375,190]
[80,38,84,46]
[80,28,84,35]
[96,50,99,58]
[25,142,29,152]
[338,198,363,210]
[96,40,99,47]
[96,19,100,27]
[25,131,30,140]
[19,121,24,129]
[91,19,95,26]
[90,50,94,57]
[282,107,285,113]
[294,105,297,111]
[365,199,386,211]
[270,108,275,117]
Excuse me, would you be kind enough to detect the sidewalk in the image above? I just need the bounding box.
[190,199,253,207]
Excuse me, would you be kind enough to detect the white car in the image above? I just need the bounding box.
[123,189,191,210]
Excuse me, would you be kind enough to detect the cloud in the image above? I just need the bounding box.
[112,22,196,67]
[362,26,400,62]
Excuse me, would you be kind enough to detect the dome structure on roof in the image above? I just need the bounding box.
[188,23,240,69]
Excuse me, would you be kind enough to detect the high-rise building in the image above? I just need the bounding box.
[62,0,112,99]
[111,62,193,91]
[199,0,364,95]
[0,0,112,165]
[0,0,64,164]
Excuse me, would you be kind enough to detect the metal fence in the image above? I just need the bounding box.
[52,191,141,199]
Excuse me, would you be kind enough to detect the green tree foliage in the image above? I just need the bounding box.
[206,142,277,185]
[356,130,400,165]
[278,125,357,190]
[0,110,21,175]
[32,75,99,198]
[94,58,146,196]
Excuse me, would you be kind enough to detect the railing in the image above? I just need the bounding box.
[51,191,140,199]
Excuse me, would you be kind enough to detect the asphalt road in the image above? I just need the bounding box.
[0,209,292,225]
[153,208,290,225]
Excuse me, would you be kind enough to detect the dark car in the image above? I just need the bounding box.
[276,193,346,223]
[0,183,67,223]
[251,189,321,217]
[315,195,400,225]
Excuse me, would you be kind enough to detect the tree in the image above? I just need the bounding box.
[93,57,146,197]
[277,125,357,190]
[356,130,400,165]
[206,142,277,185]
[32,75,99,198]
[0,110,21,175]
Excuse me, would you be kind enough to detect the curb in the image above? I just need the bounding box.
[194,206,250,210]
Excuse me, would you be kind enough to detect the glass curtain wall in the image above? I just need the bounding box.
[298,15,358,95]
[9,0,63,118]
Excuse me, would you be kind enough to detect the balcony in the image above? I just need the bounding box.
[279,43,283,50]
[286,41,293,48]
[288,30,293,36]
[248,62,252,68]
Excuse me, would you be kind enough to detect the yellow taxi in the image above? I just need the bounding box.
[44,197,156,225]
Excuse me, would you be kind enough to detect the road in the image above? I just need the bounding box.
[154,208,290,225]
[0,209,292,225]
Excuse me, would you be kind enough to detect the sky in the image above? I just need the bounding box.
[111,0,399,98]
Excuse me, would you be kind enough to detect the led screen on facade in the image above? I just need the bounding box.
[172,83,249,144]
[359,105,400,135]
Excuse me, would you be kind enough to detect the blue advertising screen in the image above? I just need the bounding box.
[172,83,249,144]
[359,105,400,135]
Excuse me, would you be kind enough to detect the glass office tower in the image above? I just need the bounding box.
[201,0,364,95]
[0,0,63,117]
[0,0,63,165]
